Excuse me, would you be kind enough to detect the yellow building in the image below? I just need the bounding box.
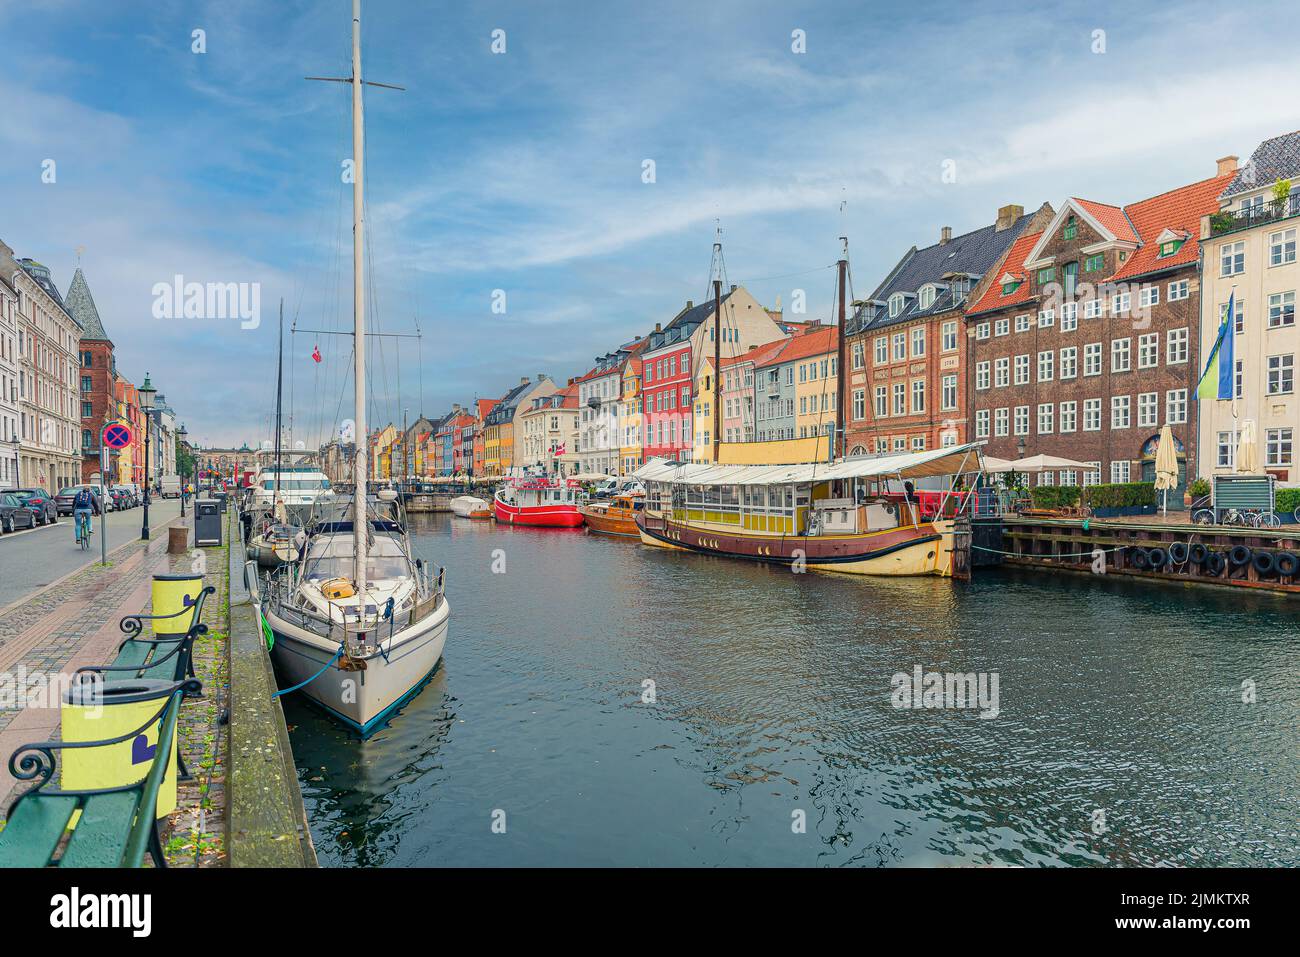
[1198,139,1299,482]
[371,424,396,480]
[619,355,643,474]
[789,326,840,445]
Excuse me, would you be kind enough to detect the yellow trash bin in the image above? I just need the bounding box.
[150,573,205,638]
[61,678,180,818]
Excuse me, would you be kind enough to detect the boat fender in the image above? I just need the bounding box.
[1275,551,1299,577]
[1168,542,1190,564]
[1205,551,1226,576]
[1188,543,1208,564]
[1147,547,1168,569]
[1228,544,1253,567]
[1131,548,1150,570]
[1251,550,1277,576]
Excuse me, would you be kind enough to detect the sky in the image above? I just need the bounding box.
[3,0,1298,449]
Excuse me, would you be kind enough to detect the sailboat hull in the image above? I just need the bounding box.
[267,598,450,735]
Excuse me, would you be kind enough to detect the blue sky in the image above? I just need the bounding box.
[3,0,1297,447]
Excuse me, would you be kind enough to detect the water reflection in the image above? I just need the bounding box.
[287,513,1300,867]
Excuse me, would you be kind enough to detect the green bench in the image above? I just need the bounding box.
[0,679,201,868]
[79,583,215,686]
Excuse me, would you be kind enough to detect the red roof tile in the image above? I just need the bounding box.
[965,231,1043,316]
[1108,172,1235,281]
[1074,199,1138,243]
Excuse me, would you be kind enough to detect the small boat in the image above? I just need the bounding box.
[493,477,584,527]
[450,494,491,519]
[247,521,301,568]
[580,492,643,537]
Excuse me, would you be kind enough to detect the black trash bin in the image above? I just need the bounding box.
[195,498,223,547]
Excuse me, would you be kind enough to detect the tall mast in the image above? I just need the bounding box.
[711,231,722,464]
[273,299,283,507]
[835,237,848,462]
[351,0,368,597]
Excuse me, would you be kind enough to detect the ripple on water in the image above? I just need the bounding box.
[285,515,1300,867]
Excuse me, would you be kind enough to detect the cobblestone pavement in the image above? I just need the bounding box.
[0,509,231,868]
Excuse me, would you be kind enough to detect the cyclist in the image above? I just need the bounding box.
[72,487,95,545]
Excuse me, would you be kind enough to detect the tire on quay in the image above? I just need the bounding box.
[1147,547,1169,570]
[1228,544,1253,568]
[1205,551,1227,576]
[1130,547,1151,570]
[1189,542,1208,564]
[1168,542,1190,564]
[1251,550,1277,576]
[1275,551,1300,577]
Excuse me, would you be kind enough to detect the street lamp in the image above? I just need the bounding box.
[139,374,156,540]
[177,423,188,517]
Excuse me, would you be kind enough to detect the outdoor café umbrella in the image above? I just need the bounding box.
[1154,423,1179,515]
[1003,454,1093,472]
[981,456,1016,473]
[1236,419,1260,474]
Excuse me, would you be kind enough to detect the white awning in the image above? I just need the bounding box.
[632,442,985,486]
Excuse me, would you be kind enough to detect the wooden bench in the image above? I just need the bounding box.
[0,679,201,868]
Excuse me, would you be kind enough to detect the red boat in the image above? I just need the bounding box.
[493,477,585,527]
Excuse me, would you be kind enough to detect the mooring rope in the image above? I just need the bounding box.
[272,645,344,699]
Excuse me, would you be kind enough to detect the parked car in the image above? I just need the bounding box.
[13,488,58,524]
[0,493,39,533]
[55,486,102,516]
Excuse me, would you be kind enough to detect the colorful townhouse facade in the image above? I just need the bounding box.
[519,381,579,476]
[965,161,1236,495]
[846,204,1044,458]
[1197,132,1300,483]
[618,354,643,475]
[640,285,784,463]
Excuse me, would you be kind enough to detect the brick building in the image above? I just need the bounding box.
[845,204,1048,457]
[965,161,1237,495]
[64,268,117,482]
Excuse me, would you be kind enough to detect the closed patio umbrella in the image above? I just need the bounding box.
[1236,420,1259,474]
[1153,424,1178,515]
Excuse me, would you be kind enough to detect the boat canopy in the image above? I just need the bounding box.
[633,442,985,486]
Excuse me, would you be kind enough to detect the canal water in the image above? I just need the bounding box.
[285,513,1299,867]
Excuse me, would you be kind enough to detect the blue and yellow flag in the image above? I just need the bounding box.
[1197,290,1235,400]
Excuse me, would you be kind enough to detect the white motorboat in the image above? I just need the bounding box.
[261,0,449,735]
[449,494,490,519]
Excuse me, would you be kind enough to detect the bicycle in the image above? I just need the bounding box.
[75,511,91,550]
[1250,510,1282,528]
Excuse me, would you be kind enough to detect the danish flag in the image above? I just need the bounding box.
[311,344,322,363]
[552,443,565,457]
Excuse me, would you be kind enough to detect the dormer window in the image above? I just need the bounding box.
[888,293,905,318]
[1158,239,1184,258]
[918,286,936,310]
[1001,281,1021,296]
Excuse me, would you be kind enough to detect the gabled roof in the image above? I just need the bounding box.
[853,210,1036,333]
[475,398,498,420]
[1109,172,1235,281]
[718,336,789,372]
[485,381,537,424]
[1220,130,1300,200]
[64,268,109,342]
[964,231,1043,316]
[17,259,78,327]
[1072,199,1138,243]
[770,325,836,364]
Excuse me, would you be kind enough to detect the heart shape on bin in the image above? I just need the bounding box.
[131,733,158,765]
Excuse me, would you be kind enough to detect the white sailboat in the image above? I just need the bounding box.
[264,0,450,735]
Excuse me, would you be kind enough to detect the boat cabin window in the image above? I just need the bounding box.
[302,553,409,583]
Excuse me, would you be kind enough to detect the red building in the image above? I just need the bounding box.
[64,268,119,483]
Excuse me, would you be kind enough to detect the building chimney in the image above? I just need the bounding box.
[730,284,737,293]
[520,376,530,385]
[654,322,662,333]
[1216,155,1239,177]
[537,372,546,382]
[995,204,1023,231]
[685,300,693,310]
[940,226,952,245]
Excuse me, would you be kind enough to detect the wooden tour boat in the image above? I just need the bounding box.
[493,477,585,527]
[635,444,983,577]
[579,492,644,537]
